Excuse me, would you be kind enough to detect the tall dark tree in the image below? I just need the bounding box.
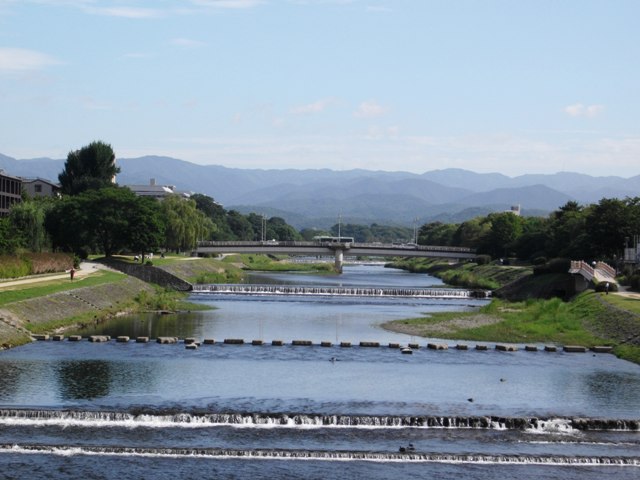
[58,141,120,195]
[585,198,635,259]
[46,187,164,257]
[227,210,254,240]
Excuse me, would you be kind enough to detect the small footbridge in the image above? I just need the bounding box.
[569,261,617,288]
[195,241,477,272]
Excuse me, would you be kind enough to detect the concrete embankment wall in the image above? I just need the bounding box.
[0,276,154,349]
[99,259,192,291]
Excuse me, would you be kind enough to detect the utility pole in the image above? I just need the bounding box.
[338,214,342,241]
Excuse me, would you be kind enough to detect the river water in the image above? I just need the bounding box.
[0,265,639,479]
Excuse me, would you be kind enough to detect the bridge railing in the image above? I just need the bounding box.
[595,262,616,279]
[196,240,475,253]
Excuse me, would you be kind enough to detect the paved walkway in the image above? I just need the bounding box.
[0,262,109,290]
[614,285,640,299]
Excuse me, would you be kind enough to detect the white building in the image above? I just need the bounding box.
[125,178,191,200]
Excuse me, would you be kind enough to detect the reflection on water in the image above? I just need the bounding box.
[1,265,639,480]
[56,360,112,400]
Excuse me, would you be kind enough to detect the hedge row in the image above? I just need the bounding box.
[0,253,74,279]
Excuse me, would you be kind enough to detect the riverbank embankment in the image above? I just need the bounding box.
[383,259,640,364]
[0,257,236,349]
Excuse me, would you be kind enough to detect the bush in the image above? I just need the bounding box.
[475,255,491,265]
[0,256,30,279]
[595,281,618,293]
[534,257,571,275]
[629,274,640,292]
[533,256,547,266]
[25,253,74,274]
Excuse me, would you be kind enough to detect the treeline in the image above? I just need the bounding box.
[0,141,301,259]
[417,198,640,265]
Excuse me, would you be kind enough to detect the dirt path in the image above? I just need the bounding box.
[0,262,111,290]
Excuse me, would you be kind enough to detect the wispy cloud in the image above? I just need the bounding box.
[564,103,605,118]
[85,6,163,18]
[189,0,265,8]
[0,47,61,72]
[290,98,335,114]
[366,5,392,13]
[354,100,386,118]
[170,38,207,48]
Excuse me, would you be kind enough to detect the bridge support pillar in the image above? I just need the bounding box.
[334,249,344,273]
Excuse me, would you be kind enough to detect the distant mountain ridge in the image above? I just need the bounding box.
[1,153,638,229]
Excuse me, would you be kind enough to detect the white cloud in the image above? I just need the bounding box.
[354,100,386,118]
[290,98,335,114]
[564,103,605,118]
[0,47,61,72]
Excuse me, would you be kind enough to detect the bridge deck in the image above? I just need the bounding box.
[195,241,476,260]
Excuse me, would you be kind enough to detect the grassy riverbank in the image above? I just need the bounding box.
[388,258,531,290]
[385,292,640,364]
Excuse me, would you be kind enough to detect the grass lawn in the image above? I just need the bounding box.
[0,270,126,306]
[603,294,640,315]
[388,292,640,364]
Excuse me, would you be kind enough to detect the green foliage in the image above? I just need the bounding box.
[533,258,571,275]
[418,222,456,246]
[475,254,491,265]
[240,254,334,273]
[7,198,52,252]
[46,186,164,257]
[58,141,120,195]
[134,288,179,311]
[594,281,618,293]
[0,255,30,279]
[162,195,215,252]
[333,223,414,243]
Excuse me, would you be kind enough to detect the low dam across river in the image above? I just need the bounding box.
[192,284,490,299]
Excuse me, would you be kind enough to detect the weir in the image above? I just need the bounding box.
[3,443,639,466]
[1,409,638,432]
[192,284,489,299]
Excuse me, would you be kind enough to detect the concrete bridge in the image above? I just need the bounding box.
[195,240,477,272]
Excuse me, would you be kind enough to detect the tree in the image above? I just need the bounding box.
[226,210,254,240]
[46,187,164,257]
[418,222,456,246]
[58,141,120,195]
[585,197,636,259]
[452,217,490,248]
[162,195,214,252]
[478,212,523,258]
[267,216,302,241]
[8,198,52,252]
[191,193,234,240]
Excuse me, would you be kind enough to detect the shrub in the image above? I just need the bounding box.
[475,255,491,265]
[533,256,547,266]
[0,256,30,279]
[534,257,571,275]
[595,281,618,293]
[25,253,74,274]
[629,274,640,292]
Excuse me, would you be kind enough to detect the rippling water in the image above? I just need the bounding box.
[0,265,638,479]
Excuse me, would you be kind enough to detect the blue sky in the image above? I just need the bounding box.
[1,0,638,176]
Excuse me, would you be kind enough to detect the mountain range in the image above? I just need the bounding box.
[2,152,638,229]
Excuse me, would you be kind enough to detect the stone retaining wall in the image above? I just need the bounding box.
[99,259,192,291]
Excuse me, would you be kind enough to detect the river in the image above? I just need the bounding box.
[0,265,638,479]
